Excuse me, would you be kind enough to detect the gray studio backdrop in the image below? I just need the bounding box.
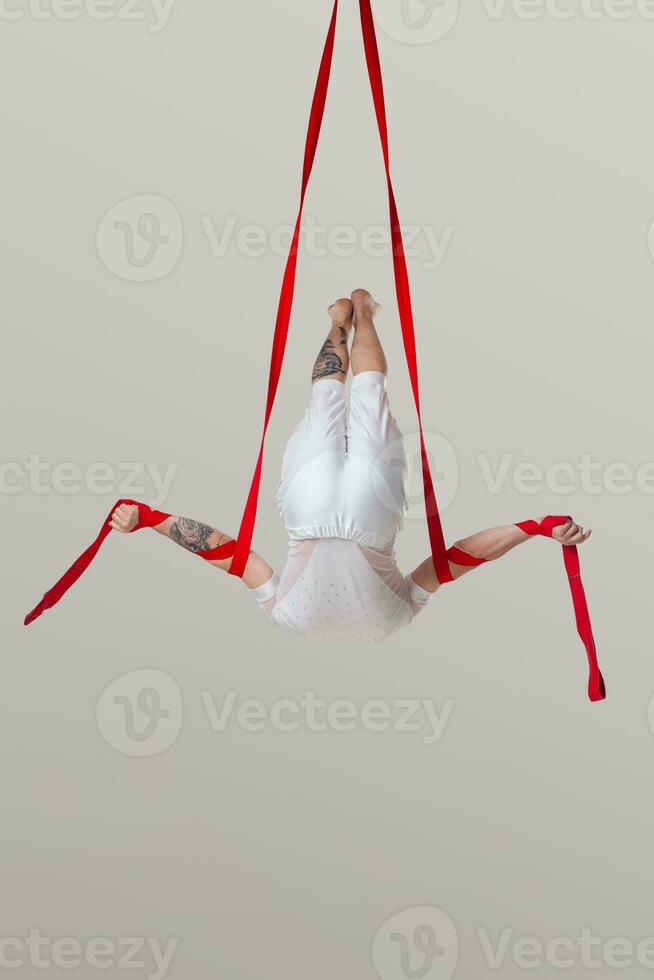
[2,1,653,978]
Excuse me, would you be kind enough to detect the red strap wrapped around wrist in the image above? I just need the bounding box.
[24,499,166,625]
[516,515,605,701]
[517,515,563,538]
[446,515,605,703]
[23,499,237,626]
[133,502,170,530]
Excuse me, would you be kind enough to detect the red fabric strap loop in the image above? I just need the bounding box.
[23,500,236,626]
[227,0,340,578]
[444,515,605,702]
[24,500,167,626]
[446,546,487,568]
[516,515,606,702]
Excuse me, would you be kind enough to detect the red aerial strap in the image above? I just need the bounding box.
[228,0,452,584]
[227,0,340,578]
[23,501,235,626]
[515,516,605,702]
[357,0,452,584]
[446,516,606,702]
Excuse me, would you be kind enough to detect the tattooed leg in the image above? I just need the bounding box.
[311,298,353,383]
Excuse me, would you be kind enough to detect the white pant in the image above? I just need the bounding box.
[276,371,410,549]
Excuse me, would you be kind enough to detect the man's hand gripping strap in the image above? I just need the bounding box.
[449,516,606,702]
[24,500,236,626]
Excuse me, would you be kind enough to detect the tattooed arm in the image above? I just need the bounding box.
[109,504,274,590]
[167,516,224,554]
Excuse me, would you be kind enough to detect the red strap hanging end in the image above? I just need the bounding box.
[24,501,169,625]
[447,516,606,702]
[516,517,606,702]
[24,500,236,626]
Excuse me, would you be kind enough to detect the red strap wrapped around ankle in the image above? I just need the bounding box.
[450,516,605,703]
[24,500,236,626]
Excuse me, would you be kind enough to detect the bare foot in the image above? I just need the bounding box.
[109,503,139,532]
[351,288,381,324]
[327,297,354,327]
[550,518,592,546]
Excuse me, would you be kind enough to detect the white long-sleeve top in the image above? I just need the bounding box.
[250,538,433,642]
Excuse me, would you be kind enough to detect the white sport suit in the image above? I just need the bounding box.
[251,370,433,641]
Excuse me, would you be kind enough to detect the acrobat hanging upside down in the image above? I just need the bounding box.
[24,0,606,702]
[112,288,592,635]
[25,291,605,701]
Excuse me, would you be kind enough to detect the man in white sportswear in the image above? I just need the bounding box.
[110,289,591,642]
